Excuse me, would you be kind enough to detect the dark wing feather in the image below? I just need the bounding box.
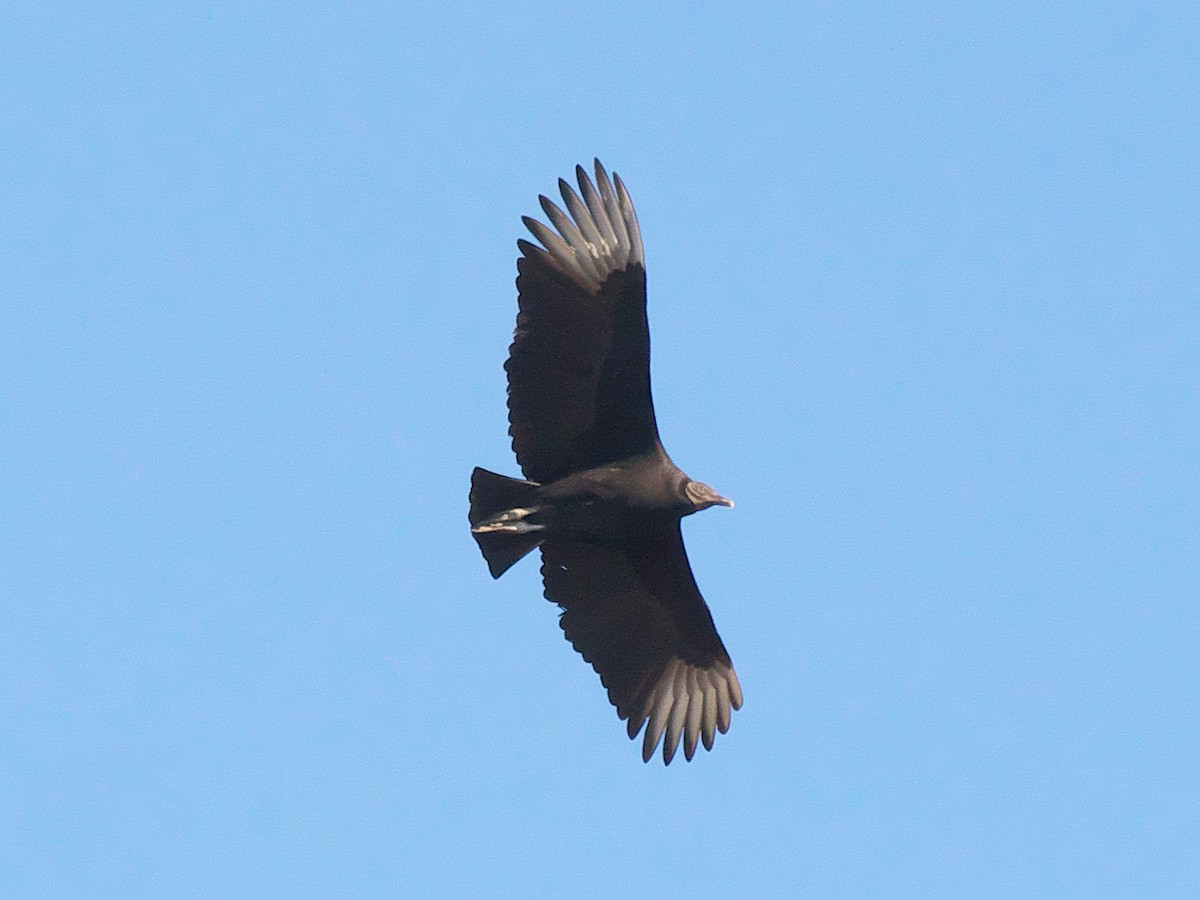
[540,523,742,764]
[506,160,660,484]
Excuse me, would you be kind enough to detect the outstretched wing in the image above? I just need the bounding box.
[540,523,742,764]
[506,160,660,484]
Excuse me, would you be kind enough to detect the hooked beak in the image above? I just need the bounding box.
[688,480,734,511]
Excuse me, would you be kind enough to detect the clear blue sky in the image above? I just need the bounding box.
[3,3,1197,897]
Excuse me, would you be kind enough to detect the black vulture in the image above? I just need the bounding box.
[469,160,741,764]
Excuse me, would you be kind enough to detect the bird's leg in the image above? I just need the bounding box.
[471,506,546,535]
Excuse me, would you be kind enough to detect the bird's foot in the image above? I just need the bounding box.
[471,507,545,534]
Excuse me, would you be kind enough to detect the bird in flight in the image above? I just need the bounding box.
[469,160,741,764]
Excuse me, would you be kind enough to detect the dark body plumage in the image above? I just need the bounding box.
[469,161,741,764]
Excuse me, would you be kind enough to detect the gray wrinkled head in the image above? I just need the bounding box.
[684,480,734,512]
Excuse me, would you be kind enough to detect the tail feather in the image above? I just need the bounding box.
[469,467,544,578]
